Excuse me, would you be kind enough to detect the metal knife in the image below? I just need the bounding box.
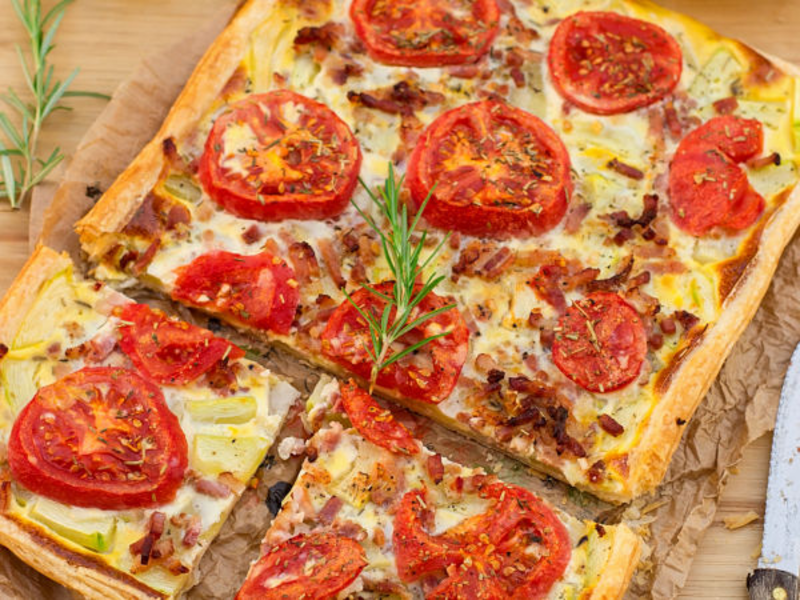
[747,343,800,600]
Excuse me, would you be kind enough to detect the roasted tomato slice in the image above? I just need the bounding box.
[8,367,187,510]
[199,90,362,221]
[117,303,244,385]
[548,11,682,115]
[552,291,647,393]
[394,482,571,599]
[350,0,500,67]
[321,283,469,404]
[235,533,367,600]
[172,250,300,334]
[340,379,419,455]
[407,100,572,238]
[669,116,765,235]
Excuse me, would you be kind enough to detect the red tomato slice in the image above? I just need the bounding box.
[8,367,187,510]
[393,482,571,599]
[117,303,244,385]
[350,0,500,67]
[669,116,765,236]
[320,283,469,404]
[407,100,572,238]
[235,533,367,600]
[548,11,682,115]
[199,90,362,221]
[172,250,300,334]
[552,291,647,393]
[340,380,419,455]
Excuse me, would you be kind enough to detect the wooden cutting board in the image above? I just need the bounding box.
[0,1,797,598]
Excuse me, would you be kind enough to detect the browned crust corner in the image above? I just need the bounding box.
[588,524,642,600]
[0,244,72,346]
[0,484,163,600]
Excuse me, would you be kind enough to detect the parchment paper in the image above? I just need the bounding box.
[8,2,800,598]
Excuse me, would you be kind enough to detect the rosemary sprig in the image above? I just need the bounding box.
[345,163,454,392]
[0,0,109,209]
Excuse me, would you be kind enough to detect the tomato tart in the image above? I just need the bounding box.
[235,378,640,599]
[77,0,800,507]
[0,246,298,599]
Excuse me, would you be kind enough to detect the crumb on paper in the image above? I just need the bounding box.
[723,510,759,530]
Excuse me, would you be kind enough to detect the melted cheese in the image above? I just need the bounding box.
[100,0,800,496]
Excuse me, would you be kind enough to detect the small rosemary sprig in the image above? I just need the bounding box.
[345,163,454,392]
[0,0,109,209]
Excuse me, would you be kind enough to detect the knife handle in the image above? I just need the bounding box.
[747,569,798,600]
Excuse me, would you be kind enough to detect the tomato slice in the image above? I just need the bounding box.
[8,367,187,510]
[340,380,419,455]
[198,90,362,222]
[117,303,244,385]
[669,116,765,236]
[172,250,300,334]
[407,100,572,238]
[350,0,500,67]
[552,291,647,393]
[548,11,682,115]
[235,533,367,600]
[393,482,571,599]
[320,283,469,404]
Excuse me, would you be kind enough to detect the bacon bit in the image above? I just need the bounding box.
[549,406,586,457]
[649,331,664,350]
[607,158,644,180]
[595,523,607,537]
[452,242,514,282]
[515,248,562,268]
[587,460,606,484]
[510,67,525,88]
[161,137,189,172]
[505,13,539,44]
[642,259,686,275]
[627,271,651,289]
[564,202,591,234]
[373,527,386,548]
[664,102,683,140]
[166,558,190,575]
[349,81,445,117]
[0,343,8,361]
[330,60,364,85]
[288,241,320,284]
[318,496,344,525]
[474,353,499,374]
[318,238,345,288]
[427,454,445,484]
[625,287,661,317]
[713,96,739,115]
[132,240,160,276]
[613,228,635,246]
[221,66,249,98]
[448,231,462,250]
[747,152,781,170]
[674,310,700,333]
[660,317,677,335]
[182,515,202,547]
[294,22,344,49]
[587,255,634,292]
[540,327,555,350]
[487,369,505,384]
[530,263,600,313]
[507,406,547,429]
[606,194,659,229]
[150,538,174,561]
[448,64,480,79]
[149,511,166,539]
[598,414,624,437]
[333,520,368,542]
[241,224,263,245]
[194,478,231,498]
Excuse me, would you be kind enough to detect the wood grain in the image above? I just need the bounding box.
[0,1,796,598]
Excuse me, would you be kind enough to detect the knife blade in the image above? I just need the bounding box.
[747,342,800,600]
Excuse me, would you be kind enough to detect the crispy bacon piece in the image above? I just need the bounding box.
[607,158,644,180]
[194,478,231,499]
[605,194,659,229]
[564,202,591,234]
[674,310,700,333]
[294,22,344,49]
[318,238,345,288]
[530,262,600,312]
[348,81,445,118]
[451,241,515,282]
[598,414,624,437]
[182,515,202,547]
[747,152,781,169]
[587,255,633,292]
[664,101,683,140]
[288,241,320,284]
[318,496,344,525]
[427,454,444,484]
[330,61,365,85]
[549,406,586,458]
[587,460,606,484]
[712,96,739,115]
[0,343,7,361]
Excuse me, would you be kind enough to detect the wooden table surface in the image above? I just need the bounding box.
[0,1,797,598]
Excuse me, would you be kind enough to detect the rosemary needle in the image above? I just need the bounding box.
[345,163,455,392]
[0,0,109,209]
